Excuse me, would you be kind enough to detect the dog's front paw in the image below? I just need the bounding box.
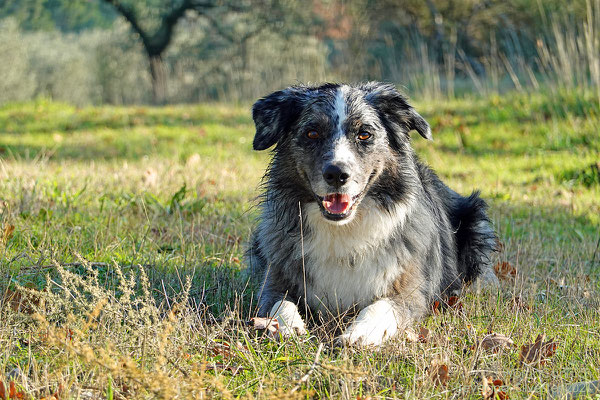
[338,299,399,346]
[277,323,307,337]
[269,300,307,338]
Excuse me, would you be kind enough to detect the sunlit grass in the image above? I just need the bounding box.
[0,90,599,398]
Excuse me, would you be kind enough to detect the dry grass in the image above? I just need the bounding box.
[0,92,599,399]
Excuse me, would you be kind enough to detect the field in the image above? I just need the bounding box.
[1,91,599,399]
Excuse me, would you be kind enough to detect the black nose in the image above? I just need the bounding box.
[323,164,350,187]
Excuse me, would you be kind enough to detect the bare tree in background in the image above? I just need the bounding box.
[102,0,280,104]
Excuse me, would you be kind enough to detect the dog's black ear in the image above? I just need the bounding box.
[252,88,304,150]
[364,83,432,141]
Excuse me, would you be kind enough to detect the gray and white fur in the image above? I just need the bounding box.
[247,82,497,346]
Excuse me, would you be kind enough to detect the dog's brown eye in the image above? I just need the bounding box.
[358,132,372,140]
[306,130,320,139]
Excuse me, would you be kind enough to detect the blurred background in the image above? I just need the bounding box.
[1,0,598,105]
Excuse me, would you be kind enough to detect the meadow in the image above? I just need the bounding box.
[0,91,599,399]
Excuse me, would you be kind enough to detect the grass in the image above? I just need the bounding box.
[0,90,599,399]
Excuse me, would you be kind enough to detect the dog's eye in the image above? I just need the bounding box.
[306,130,320,139]
[357,132,372,140]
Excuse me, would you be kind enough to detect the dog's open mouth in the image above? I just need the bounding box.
[322,193,353,214]
[319,193,359,220]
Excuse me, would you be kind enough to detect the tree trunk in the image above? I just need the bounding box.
[149,54,167,105]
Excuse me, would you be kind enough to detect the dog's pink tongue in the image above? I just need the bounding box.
[322,193,351,214]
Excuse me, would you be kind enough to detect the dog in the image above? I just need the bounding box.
[246,82,498,346]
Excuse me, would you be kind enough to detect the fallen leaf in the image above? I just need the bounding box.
[482,376,508,400]
[519,334,558,365]
[418,327,430,343]
[39,395,59,400]
[480,333,515,353]
[405,327,429,343]
[430,362,450,387]
[8,381,25,399]
[447,296,463,311]
[511,296,530,311]
[4,288,40,314]
[431,300,441,314]
[494,261,517,280]
[211,341,248,360]
[249,317,280,335]
[1,224,14,245]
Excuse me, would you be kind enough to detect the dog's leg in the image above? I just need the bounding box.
[269,299,307,336]
[338,299,405,346]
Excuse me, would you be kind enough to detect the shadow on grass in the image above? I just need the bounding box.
[0,102,252,135]
[2,195,598,320]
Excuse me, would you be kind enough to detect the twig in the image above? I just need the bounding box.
[15,262,154,273]
[161,279,171,310]
[290,343,324,393]
[590,234,600,267]
[299,201,308,320]
[168,358,189,378]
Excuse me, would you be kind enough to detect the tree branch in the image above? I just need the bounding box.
[102,0,150,45]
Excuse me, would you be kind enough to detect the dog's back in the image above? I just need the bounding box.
[416,161,497,292]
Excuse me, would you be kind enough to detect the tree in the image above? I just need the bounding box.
[101,0,291,104]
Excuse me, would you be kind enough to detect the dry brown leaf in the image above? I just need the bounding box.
[1,224,14,245]
[511,296,530,311]
[480,333,515,353]
[482,377,508,400]
[430,362,450,387]
[249,317,280,335]
[447,296,463,311]
[431,296,462,314]
[4,288,41,314]
[519,334,558,365]
[211,341,248,360]
[405,327,430,343]
[2,381,25,400]
[39,395,59,400]
[419,327,430,343]
[494,261,517,280]
[212,343,234,359]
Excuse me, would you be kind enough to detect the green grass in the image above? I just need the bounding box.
[0,91,599,399]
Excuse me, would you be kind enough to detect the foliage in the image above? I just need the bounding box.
[0,0,116,31]
[0,0,599,104]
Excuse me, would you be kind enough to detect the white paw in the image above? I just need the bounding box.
[338,299,399,346]
[269,300,307,337]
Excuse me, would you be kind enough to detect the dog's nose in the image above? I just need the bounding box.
[323,164,350,187]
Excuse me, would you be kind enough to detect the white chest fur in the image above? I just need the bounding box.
[301,198,409,313]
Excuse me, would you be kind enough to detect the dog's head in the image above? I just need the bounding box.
[252,82,431,225]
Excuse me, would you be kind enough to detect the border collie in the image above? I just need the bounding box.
[247,82,497,346]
